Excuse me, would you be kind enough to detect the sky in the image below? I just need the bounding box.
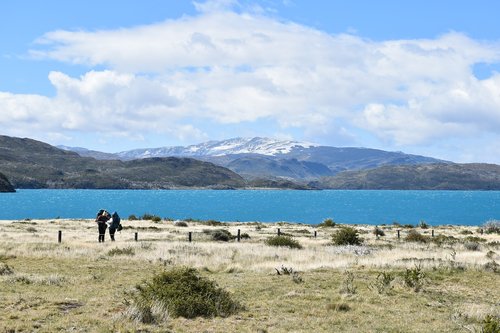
[1,0,500,163]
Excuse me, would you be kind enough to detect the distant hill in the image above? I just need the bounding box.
[0,135,246,189]
[66,137,447,180]
[316,163,500,190]
[0,172,15,192]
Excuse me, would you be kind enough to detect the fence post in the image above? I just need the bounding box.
[237,229,241,242]
[314,230,317,238]
[397,229,400,239]
[188,232,192,242]
[134,232,138,241]
[277,228,281,236]
[58,230,62,243]
[431,229,435,237]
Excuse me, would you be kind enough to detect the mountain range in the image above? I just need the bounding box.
[60,137,446,180]
[0,135,246,189]
[2,135,500,190]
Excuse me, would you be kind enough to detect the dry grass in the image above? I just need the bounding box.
[0,218,499,332]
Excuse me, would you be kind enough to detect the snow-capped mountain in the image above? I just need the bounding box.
[59,137,448,181]
[117,137,318,160]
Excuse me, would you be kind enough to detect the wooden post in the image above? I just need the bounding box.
[397,229,400,239]
[134,232,138,241]
[188,232,192,242]
[278,228,281,236]
[314,230,317,238]
[431,229,435,237]
[237,229,241,242]
[58,230,62,243]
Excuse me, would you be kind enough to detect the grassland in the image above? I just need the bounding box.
[0,218,499,332]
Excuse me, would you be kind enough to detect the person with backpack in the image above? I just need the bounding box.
[95,209,111,242]
[108,211,122,241]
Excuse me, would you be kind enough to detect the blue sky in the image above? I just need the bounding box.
[1,0,500,163]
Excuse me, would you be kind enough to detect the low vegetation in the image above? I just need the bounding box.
[127,267,241,322]
[0,218,498,332]
[331,226,362,245]
[265,235,303,249]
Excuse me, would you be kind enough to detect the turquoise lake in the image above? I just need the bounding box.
[1,189,499,225]
[0,190,500,225]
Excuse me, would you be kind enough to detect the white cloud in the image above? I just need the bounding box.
[2,4,500,160]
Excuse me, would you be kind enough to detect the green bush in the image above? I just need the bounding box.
[141,213,161,222]
[402,265,425,292]
[318,218,336,227]
[332,227,362,245]
[370,271,395,294]
[128,214,138,221]
[405,230,430,243]
[482,315,500,333]
[129,267,241,322]
[211,229,232,242]
[265,235,302,249]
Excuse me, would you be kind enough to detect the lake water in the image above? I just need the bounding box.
[0,189,499,226]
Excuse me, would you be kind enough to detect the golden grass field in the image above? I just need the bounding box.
[0,218,499,332]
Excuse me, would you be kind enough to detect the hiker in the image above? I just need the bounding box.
[108,211,122,241]
[95,209,110,242]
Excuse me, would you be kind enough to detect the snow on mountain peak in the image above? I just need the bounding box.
[117,137,318,159]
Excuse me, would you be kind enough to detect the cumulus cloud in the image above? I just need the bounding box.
[2,3,500,159]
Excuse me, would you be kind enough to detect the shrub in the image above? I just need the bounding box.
[402,265,425,292]
[373,227,385,237]
[464,242,480,251]
[327,302,351,312]
[483,260,499,273]
[240,233,251,239]
[0,263,14,275]
[405,230,430,243]
[174,221,188,227]
[482,315,500,333]
[484,220,500,234]
[128,214,138,221]
[465,236,487,243]
[432,234,457,246]
[128,267,242,321]
[141,213,161,222]
[332,227,362,245]
[403,224,414,228]
[340,270,357,295]
[459,230,473,235]
[369,271,395,294]
[211,229,232,242]
[418,220,429,229]
[202,220,227,227]
[265,235,302,249]
[275,265,303,283]
[318,218,336,227]
[107,247,135,256]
